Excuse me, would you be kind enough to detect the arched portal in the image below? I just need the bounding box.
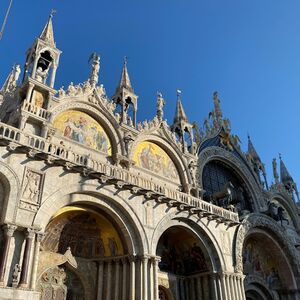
[156,225,216,300]
[243,230,295,299]
[38,205,132,300]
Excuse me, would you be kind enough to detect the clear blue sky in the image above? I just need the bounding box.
[0,0,299,187]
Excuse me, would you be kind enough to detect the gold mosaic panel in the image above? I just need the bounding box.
[133,141,179,182]
[53,110,111,155]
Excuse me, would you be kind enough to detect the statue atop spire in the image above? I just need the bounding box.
[213,91,223,124]
[89,53,100,88]
[156,91,165,121]
[272,158,279,184]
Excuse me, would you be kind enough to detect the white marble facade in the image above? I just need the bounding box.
[0,14,299,300]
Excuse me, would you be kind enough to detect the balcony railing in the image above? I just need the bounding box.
[0,122,239,224]
[22,101,51,120]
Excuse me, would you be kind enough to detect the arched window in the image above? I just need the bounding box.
[202,160,252,213]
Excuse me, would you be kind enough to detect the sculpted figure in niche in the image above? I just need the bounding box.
[22,170,40,203]
[12,264,21,286]
[35,66,47,83]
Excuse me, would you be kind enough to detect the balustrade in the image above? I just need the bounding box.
[0,121,239,223]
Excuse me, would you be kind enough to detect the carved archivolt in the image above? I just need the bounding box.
[197,146,263,211]
[234,213,300,276]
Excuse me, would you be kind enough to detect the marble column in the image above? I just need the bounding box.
[122,258,127,300]
[196,276,203,299]
[190,277,195,300]
[19,228,35,288]
[97,261,104,300]
[129,256,136,300]
[240,275,246,300]
[142,256,148,300]
[26,82,35,103]
[105,261,112,300]
[30,231,44,289]
[180,277,185,300]
[217,274,224,300]
[50,64,57,88]
[114,259,120,300]
[0,224,17,286]
[229,275,236,300]
[210,273,218,300]
[152,257,159,300]
[203,275,210,300]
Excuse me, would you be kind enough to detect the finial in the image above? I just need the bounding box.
[124,56,128,66]
[50,9,57,18]
[213,91,218,99]
[279,153,282,160]
[176,89,182,101]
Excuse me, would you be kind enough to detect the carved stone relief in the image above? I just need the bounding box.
[19,167,44,212]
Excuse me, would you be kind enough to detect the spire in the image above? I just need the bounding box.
[39,10,55,47]
[173,90,188,123]
[117,57,133,93]
[279,154,293,184]
[247,134,262,162]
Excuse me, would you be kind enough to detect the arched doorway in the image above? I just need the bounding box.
[243,230,295,299]
[156,226,213,300]
[38,205,128,300]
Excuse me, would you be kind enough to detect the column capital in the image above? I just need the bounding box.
[128,254,137,263]
[3,224,17,237]
[36,232,45,242]
[25,228,35,239]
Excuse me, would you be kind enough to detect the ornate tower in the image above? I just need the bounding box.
[17,12,61,133]
[171,90,196,154]
[112,58,138,127]
[247,135,268,189]
[279,154,299,202]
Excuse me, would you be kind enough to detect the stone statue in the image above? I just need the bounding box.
[35,66,48,83]
[272,158,279,184]
[1,64,21,93]
[67,82,76,96]
[223,118,231,132]
[124,133,134,157]
[156,92,165,121]
[12,264,21,286]
[188,160,197,185]
[58,86,65,98]
[204,118,210,136]
[89,53,100,87]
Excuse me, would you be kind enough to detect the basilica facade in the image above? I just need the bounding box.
[0,14,300,300]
